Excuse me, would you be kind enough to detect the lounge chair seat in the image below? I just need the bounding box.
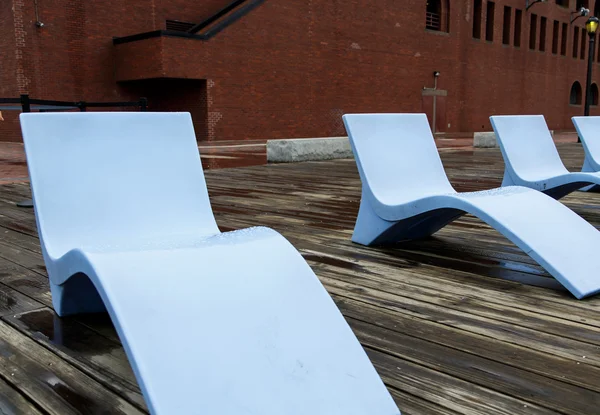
[19,112,401,415]
[490,114,600,198]
[572,115,600,191]
[343,113,600,300]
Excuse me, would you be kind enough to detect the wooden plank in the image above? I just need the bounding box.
[320,273,600,367]
[348,316,600,413]
[0,320,145,414]
[366,348,557,415]
[334,294,600,393]
[0,378,44,414]
[3,308,145,411]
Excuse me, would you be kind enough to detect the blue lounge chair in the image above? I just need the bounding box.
[342,113,600,300]
[572,115,600,191]
[19,112,401,415]
[490,114,600,198]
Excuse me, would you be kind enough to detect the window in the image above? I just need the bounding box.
[426,0,449,32]
[592,84,599,106]
[570,81,583,105]
[577,0,590,10]
[539,17,547,52]
[514,9,522,47]
[473,0,482,39]
[561,22,568,55]
[502,6,511,45]
[581,31,586,59]
[596,0,600,18]
[552,20,559,54]
[486,1,495,41]
[529,14,537,50]
[556,0,569,6]
[573,27,580,58]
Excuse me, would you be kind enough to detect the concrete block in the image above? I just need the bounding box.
[267,137,353,163]
[473,132,498,148]
[474,130,555,148]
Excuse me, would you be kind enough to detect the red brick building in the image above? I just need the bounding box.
[1,0,600,142]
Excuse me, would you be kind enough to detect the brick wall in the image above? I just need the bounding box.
[0,0,598,142]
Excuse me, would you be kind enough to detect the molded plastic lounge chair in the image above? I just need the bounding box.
[572,115,600,191]
[19,112,401,415]
[490,114,600,199]
[342,113,600,300]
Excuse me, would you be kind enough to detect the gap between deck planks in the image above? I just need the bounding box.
[0,145,596,413]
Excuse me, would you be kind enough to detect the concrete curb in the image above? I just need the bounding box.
[474,130,554,148]
[266,137,353,163]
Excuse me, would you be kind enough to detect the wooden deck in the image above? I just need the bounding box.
[0,143,598,414]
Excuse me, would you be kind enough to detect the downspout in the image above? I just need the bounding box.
[34,0,44,27]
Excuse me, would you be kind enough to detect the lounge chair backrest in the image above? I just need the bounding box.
[572,116,600,167]
[490,115,569,180]
[342,113,454,204]
[19,112,219,257]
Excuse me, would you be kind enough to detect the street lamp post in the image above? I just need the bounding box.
[578,16,599,143]
[584,16,599,118]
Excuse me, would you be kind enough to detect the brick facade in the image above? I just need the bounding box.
[0,0,599,142]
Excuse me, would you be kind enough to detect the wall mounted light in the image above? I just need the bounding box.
[571,7,590,24]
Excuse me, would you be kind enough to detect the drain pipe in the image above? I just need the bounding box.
[432,71,440,134]
[34,0,44,27]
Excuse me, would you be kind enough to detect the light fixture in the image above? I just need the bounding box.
[586,16,599,35]
[525,0,546,12]
[571,7,590,24]
[433,71,440,78]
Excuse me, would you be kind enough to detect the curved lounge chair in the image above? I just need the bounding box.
[490,114,600,199]
[19,112,400,415]
[342,113,600,300]
[572,115,600,191]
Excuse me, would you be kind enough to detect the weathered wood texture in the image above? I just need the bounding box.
[0,143,597,414]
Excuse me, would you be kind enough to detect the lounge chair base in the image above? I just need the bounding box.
[578,158,600,192]
[50,275,107,316]
[501,170,592,200]
[352,191,462,245]
[352,187,600,300]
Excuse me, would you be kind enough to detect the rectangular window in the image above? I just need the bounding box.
[529,14,537,50]
[573,27,579,58]
[561,22,567,55]
[514,9,522,47]
[486,1,495,42]
[581,30,586,59]
[576,0,589,9]
[502,6,511,45]
[539,17,547,51]
[473,0,482,39]
[552,20,559,54]
[556,0,569,6]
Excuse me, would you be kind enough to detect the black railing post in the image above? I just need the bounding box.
[20,94,31,113]
[585,36,596,118]
[17,94,34,208]
[140,97,148,111]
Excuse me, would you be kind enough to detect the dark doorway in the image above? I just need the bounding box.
[120,78,209,141]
